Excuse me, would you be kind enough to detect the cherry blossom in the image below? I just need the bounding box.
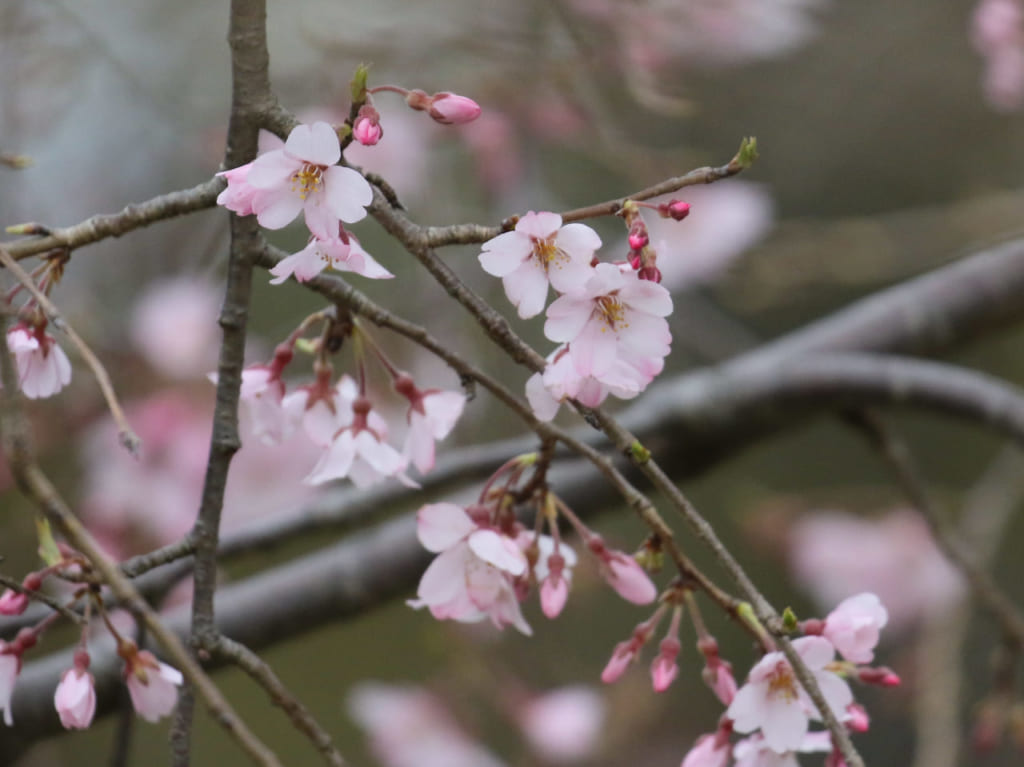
[353,104,383,145]
[394,376,466,474]
[404,89,482,125]
[243,121,373,239]
[822,593,888,664]
[269,231,393,285]
[681,731,732,767]
[726,636,852,754]
[532,534,578,618]
[479,211,600,319]
[732,732,833,767]
[54,665,96,730]
[282,372,357,448]
[517,686,606,763]
[972,0,1024,111]
[594,545,658,605]
[236,366,291,444]
[544,263,672,383]
[0,646,19,726]
[526,343,663,421]
[216,162,259,216]
[124,650,183,723]
[408,502,532,634]
[6,325,72,399]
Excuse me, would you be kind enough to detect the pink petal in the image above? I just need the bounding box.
[503,263,550,319]
[285,122,341,166]
[515,211,562,239]
[255,190,304,230]
[417,502,475,552]
[323,166,372,223]
[479,232,532,276]
[759,697,808,753]
[468,530,527,575]
[544,296,593,342]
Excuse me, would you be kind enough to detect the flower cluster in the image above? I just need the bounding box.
[478,210,679,419]
[672,592,896,767]
[409,464,658,635]
[0,556,183,731]
[229,320,466,488]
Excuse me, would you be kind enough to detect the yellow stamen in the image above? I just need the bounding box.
[291,163,325,200]
[532,236,570,271]
[596,295,627,332]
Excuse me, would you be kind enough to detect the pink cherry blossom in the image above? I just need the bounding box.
[216,162,259,216]
[526,343,663,421]
[479,211,600,319]
[517,686,606,763]
[0,646,19,725]
[822,592,888,664]
[54,667,96,730]
[6,326,72,399]
[601,611,662,684]
[237,366,290,444]
[732,732,833,767]
[681,731,731,767]
[409,502,532,634]
[727,636,852,754]
[124,651,183,723]
[353,105,383,146]
[544,263,672,383]
[651,636,681,692]
[282,372,357,448]
[393,376,466,475]
[245,121,373,239]
[972,0,1024,111]
[699,638,738,706]
[269,232,393,285]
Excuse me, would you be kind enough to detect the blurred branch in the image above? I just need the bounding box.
[1,177,222,262]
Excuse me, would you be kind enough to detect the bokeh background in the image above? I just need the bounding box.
[2,0,1024,765]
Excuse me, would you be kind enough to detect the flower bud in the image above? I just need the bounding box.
[658,199,691,221]
[423,92,482,125]
[353,105,383,146]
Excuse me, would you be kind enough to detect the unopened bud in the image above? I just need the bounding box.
[353,105,383,146]
[658,199,691,220]
[637,265,662,283]
[422,91,482,125]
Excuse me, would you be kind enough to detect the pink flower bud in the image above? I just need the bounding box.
[601,640,638,684]
[846,703,870,733]
[659,199,691,221]
[628,230,648,251]
[123,650,183,723]
[427,92,482,125]
[353,105,383,146]
[650,637,680,692]
[701,658,737,705]
[628,252,642,270]
[601,552,658,604]
[0,591,28,616]
[54,666,96,730]
[638,266,662,283]
[857,666,901,687]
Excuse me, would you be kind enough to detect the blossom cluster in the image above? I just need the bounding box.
[669,593,895,767]
[232,337,465,488]
[409,479,658,635]
[478,210,677,419]
[0,560,183,730]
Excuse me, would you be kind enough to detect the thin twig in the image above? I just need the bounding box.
[0,246,140,453]
[1,178,223,262]
[0,572,85,625]
[214,634,347,767]
[846,410,1024,647]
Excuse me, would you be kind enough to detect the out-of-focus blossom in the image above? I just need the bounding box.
[788,509,964,632]
[479,211,600,319]
[347,683,507,767]
[822,592,888,664]
[132,277,220,379]
[0,591,28,617]
[727,636,852,753]
[6,325,72,399]
[269,231,392,285]
[517,686,606,763]
[972,0,1024,111]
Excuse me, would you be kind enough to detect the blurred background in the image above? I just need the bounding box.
[2,0,1024,765]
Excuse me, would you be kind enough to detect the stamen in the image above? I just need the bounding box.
[290,163,325,200]
[532,236,570,271]
[766,662,798,702]
[596,295,627,332]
